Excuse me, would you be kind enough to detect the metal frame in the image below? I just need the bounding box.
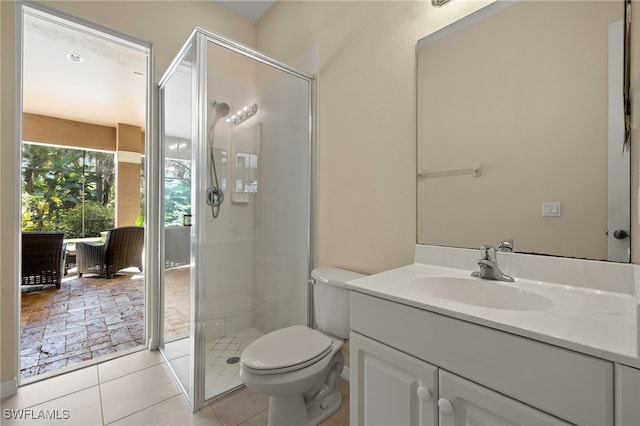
[623,0,632,152]
[158,38,196,405]
[13,1,153,386]
[192,30,208,410]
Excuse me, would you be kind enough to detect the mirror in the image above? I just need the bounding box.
[235,152,259,193]
[417,0,630,262]
[231,123,260,204]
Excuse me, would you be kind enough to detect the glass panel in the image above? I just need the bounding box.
[203,40,311,400]
[161,49,193,397]
[21,144,115,237]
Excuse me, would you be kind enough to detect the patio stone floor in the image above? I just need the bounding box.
[20,269,145,380]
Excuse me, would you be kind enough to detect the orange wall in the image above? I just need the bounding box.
[117,122,144,153]
[116,123,143,226]
[117,162,141,226]
[23,113,116,151]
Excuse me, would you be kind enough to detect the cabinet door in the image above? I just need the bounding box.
[438,370,571,426]
[350,332,438,426]
[615,363,640,426]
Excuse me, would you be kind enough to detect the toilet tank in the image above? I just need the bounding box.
[311,266,366,339]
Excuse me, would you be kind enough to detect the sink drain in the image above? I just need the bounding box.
[226,356,240,365]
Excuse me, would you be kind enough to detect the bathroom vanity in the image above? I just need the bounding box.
[390,0,640,423]
[346,246,640,426]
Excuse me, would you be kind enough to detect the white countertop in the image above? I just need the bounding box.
[347,262,640,368]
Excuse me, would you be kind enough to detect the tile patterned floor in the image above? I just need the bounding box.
[163,328,265,400]
[20,270,145,379]
[162,265,190,339]
[15,268,350,424]
[1,349,350,426]
[204,328,264,398]
[20,266,191,380]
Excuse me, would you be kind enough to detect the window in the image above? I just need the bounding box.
[164,158,191,226]
[21,142,115,237]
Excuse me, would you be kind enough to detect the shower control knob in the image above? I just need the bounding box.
[206,187,224,207]
[438,398,454,413]
[417,386,431,401]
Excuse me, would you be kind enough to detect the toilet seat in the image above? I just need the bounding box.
[241,325,333,375]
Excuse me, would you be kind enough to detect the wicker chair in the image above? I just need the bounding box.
[22,232,67,289]
[77,226,144,278]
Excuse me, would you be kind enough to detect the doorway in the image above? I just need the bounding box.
[18,5,151,383]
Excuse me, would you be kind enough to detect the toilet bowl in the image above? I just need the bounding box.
[239,267,365,426]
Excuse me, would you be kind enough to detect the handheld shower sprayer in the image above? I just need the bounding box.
[211,100,230,121]
[207,100,230,219]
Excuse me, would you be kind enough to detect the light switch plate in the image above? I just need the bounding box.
[542,202,561,217]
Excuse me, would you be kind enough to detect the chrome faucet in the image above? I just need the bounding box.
[498,239,514,253]
[471,245,514,282]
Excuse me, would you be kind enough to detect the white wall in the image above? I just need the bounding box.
[255,0,493,274]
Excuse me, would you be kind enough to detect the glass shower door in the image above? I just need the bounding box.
[201,36,313,401]
[159,27,314,412]
[159,47,194,401]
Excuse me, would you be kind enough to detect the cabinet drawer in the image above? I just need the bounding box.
[350,291,614,426]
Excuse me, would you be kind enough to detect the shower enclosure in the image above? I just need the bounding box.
[158,27,314,410]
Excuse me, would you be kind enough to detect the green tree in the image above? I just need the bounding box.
[58,202,115,237]
[21,143,115,237]
[164,159,191,225]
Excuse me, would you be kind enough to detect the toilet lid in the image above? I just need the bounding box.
[241,325,332,374]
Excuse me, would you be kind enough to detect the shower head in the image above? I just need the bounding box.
[210,100,230,121]
[215,102,230,118]
[208,101,230,145]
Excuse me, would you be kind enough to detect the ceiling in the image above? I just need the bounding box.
[22,2,273,133]
[23,10,149,131]
[216,0,275,21]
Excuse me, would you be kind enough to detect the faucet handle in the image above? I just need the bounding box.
[498,239,514,252]
[479,245,496,260]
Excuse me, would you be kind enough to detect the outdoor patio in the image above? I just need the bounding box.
[20,265,191,380]
[20,269,145,380]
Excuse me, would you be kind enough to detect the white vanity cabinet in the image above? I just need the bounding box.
[350,332,438,425]
[350,291,615,426]
[351,331,570,426]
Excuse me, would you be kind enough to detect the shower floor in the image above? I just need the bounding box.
[163,326,264,401]
[205,326,264,397]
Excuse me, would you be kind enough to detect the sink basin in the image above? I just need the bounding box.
[408,276,554,311]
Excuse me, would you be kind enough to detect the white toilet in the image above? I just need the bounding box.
[240,266,365,426]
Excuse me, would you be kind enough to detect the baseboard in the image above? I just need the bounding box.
[341,366,350,381]
[1,377,18,398]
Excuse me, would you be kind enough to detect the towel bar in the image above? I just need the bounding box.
[417,164,482,179]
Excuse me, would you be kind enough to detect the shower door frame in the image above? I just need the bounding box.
[158,26,316,411]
